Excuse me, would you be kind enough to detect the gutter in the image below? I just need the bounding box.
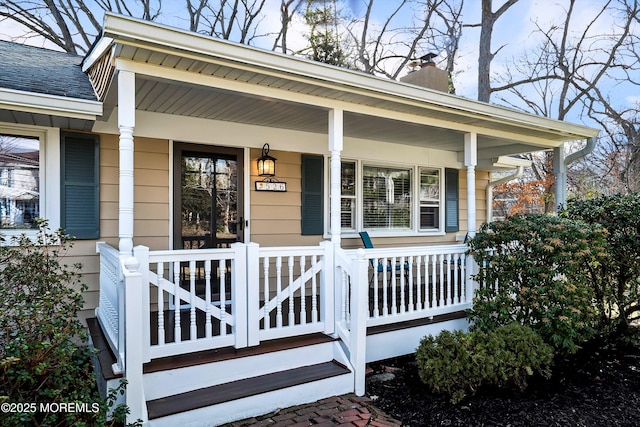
[555,136,598,211]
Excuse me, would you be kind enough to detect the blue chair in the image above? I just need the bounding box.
[359,231,410,282]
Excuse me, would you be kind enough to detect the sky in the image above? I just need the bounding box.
[0,0,635,127]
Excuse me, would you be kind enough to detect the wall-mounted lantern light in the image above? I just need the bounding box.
[255,143,286,191]
[257,143,276,177]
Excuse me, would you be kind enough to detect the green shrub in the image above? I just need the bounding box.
[563,194,640,337]
[467,214,607,355]
[0,220,131,426]
[416,324,553,404]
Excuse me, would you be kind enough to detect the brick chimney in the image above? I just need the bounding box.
[400,53,448,92]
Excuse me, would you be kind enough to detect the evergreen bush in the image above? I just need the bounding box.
[416,324,553,404]
[466,214,608,355]
[0,220,131,426]
[563,193,640,337]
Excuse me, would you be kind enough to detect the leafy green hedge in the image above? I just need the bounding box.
[466,214,607,355]
[563,193,640,336]
[0,220,131,426]
[416,324,553,403]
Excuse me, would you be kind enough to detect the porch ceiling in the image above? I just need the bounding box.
[89,13,600,170]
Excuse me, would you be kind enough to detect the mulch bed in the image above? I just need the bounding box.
[365,341,640,426]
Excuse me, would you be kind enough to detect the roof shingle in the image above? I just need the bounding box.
[0,40,97,101]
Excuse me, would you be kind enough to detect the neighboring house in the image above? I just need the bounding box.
[0,14,599,426]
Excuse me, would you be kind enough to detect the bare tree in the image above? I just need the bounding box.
[272,0,305,53]
[0,0,163,54]
[491,0,640,204]
[346,0,463,79]
[473,0,519,102]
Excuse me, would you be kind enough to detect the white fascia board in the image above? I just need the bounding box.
[100,14,599,142]
[82,36,114,72]
[0,88,102,120]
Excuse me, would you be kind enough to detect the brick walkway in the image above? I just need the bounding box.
[222,394,402,426]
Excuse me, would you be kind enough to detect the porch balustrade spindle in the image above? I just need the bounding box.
[372,256,379,318]
[288,256,295,326]
[300,256,307,325]
[382,258,388,316]
[276,257,283,328]
[445,254,452,306]
[407,256,414,312]
[400,256,406,314]
[438,255,445,307]
[311,255,318,323]
[416,256,423,311]
[391,257,398,315]
[173,261,181,343]
[454,254,460,303]
[430,254,437,308]
[156,262,165,346]
[205,260,212,338]
[263,257,270,331]
[189,260,197,340]
[220,259,227,336]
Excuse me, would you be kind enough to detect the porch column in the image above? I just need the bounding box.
[329,109,343,245]
[118,70,136,255]
[464,133,477,236]
[553,144,566,212]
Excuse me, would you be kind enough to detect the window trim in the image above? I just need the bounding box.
[329,159,447,238]
[0,124,60,239]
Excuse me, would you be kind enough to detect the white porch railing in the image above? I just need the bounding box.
[95,242,125,373]
[247,241,334,346]
[96,240,477,424]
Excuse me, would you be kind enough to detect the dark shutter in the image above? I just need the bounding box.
[301,154,324,235]
[445,168,459,233]
[61,132,99,239]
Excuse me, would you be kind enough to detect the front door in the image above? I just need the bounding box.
[174,143,244,250]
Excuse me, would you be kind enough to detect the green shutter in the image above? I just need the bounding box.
[445,168,459,233]
[301,154,324,235]
[61,133,99,239]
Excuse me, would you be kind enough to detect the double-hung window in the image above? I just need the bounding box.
[419,168,440,230]
[362,165,412,230]
[0,133,40,230]
[337,161,453,234]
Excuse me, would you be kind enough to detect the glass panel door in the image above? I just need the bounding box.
[175,144,243,249]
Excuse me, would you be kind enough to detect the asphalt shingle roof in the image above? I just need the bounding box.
[0,40,97,101]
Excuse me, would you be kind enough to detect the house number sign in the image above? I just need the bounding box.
[255,181,287,192]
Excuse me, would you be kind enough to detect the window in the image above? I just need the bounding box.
[0,134,40,229]
[337,161,453,235]
[419,168,440,230]
[340,161,356,231]
[362,165,412,230]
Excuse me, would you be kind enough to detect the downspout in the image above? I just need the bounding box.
[486,166,525,222]
[555,136,597,211]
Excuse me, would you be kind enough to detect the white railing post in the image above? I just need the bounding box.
[351,248,369,396]
[122,255,148,425]
[133,246,151,364]
[232,242,248,348]
[246,242,260,347]
[466,253,478,304]
[321,241,335,334]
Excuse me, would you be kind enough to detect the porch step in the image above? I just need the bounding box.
[142,335,346,401]
[144,332,336,373]
[146,360,351,420]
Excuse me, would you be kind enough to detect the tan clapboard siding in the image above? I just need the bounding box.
[250,147,311,247]
[77,133,170,320]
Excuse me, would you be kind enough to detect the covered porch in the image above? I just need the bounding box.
[84,14,600,425]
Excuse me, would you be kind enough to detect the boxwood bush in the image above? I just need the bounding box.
[416,323,553,404]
